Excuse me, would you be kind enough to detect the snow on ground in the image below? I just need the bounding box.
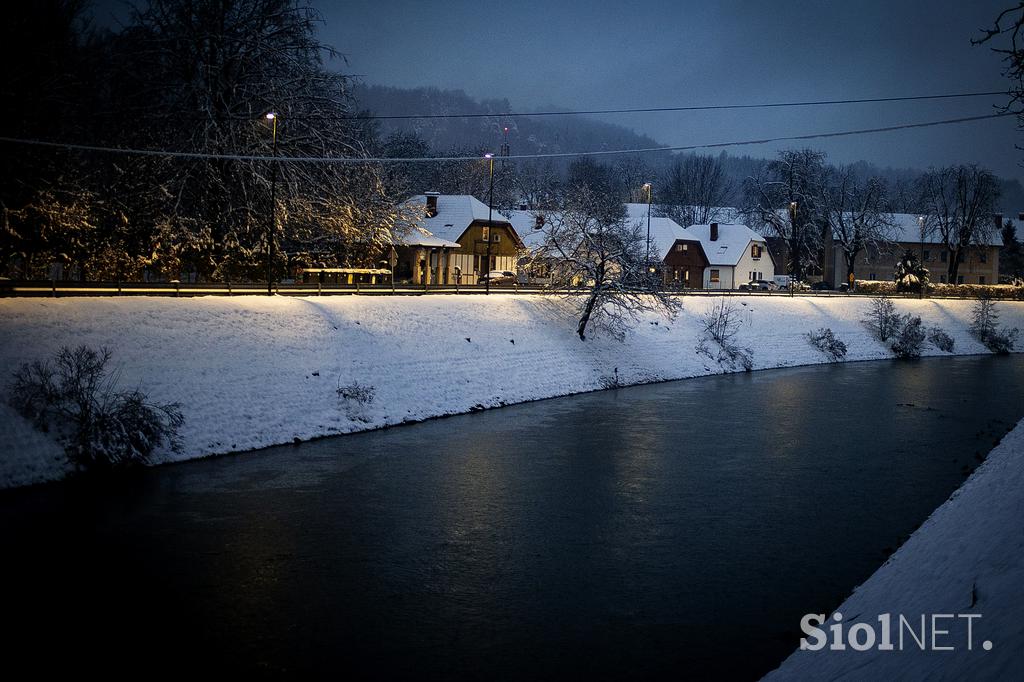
[764,415,1024,681]
[0,294,1021,488]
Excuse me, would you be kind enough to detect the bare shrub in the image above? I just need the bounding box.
[806,328,848,361]
[970,298,1019,354]
[337,380,376,422]
[863,296,900,341]
[697,300,753,371]
[8,346,184,470]
[927,327,955,353]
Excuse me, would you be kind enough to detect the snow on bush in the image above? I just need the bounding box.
[697,300,753,371]
[970,298,1020,354]
[806,328,848,361]
[891,315,926,359]
[927,327,955,353]
[7,345,184,470]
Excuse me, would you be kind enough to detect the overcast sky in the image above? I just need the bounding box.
[312,0,1021,181]
[88,1,1023,181]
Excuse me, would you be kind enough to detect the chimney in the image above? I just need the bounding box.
[534,214,545,230]
[424,191,440,218]
[710,222,719,241]
[1018,211,1024,222]
[994,212,1004,231]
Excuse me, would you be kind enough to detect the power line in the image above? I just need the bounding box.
[0,111,1015,163]
[340,90,1008,120]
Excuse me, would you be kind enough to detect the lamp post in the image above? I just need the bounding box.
[918,215,926,299]
[643,183,652,279]
[266,112,278,296]
[485,153,495,295]
[788,201,798,297]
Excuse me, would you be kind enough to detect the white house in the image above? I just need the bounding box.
[685,223,775,289]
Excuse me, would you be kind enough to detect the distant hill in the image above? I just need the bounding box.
[353,83,671,159]
[354,84,1024,213]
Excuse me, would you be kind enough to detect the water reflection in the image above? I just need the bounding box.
[2,355,1023,680]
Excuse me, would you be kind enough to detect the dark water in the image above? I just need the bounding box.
[2,355,1023,680]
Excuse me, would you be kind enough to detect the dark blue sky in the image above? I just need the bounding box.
[91,1,1022,182]
[315,0,1020,181]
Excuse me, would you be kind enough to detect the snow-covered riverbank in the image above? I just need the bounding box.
[764,415,1024,680]
[1,294,1022,488]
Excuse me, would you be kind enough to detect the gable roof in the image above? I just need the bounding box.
[395,226,461,249]
[400,194,523,246]
[510,205,700,261]
[685,223,768,266]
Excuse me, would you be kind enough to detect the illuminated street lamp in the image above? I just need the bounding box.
[485,153,495,295]
[643,182,652,282]
[788,201,798,296]
[265,112,279,296]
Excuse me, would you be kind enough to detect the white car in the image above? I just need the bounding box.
[479,270,517,285]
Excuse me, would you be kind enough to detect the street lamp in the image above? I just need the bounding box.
[265,112,279,296]
[788,201,798,296]
[918,215,926,299]
[485,153,495,295]
[643,182,652,282]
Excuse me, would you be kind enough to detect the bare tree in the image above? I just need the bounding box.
[658,155,733,226]
[974,6,1024,140]
[917,165,1001,281]
[540,183,680,341]
[744,149,827,282]
[822,166,894,285]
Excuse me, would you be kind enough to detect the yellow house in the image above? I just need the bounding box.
[399,193,524,285]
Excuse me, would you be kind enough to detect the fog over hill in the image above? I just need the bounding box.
[354,84,1024,213]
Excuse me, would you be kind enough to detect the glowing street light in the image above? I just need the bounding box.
[484,153,495,294]
[642,182,653,283]
[265,112,279,295]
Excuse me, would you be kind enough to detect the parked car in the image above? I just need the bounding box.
[739,279,776,291]
[479,270,517,285]
[810,281,833,291]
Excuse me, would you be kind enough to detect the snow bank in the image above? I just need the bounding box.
[0,294,1021,488]
[764,415,1024,681]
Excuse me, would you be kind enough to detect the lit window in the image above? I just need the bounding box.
[710,269,720,283]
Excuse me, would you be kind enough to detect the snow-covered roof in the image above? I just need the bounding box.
[509,205,698,260]
[506,209,547,250]
[685,223,768,266]
[395,226,461,249]
[886,213,1004,247]
[400,194,522,246]
[623,204,697,261]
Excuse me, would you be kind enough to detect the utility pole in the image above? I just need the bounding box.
[788,201,798,297]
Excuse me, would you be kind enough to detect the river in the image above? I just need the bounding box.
[2,355,1023,679]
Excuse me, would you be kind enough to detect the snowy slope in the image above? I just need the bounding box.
[0,294,1021,488]
[764,416,1024,681]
